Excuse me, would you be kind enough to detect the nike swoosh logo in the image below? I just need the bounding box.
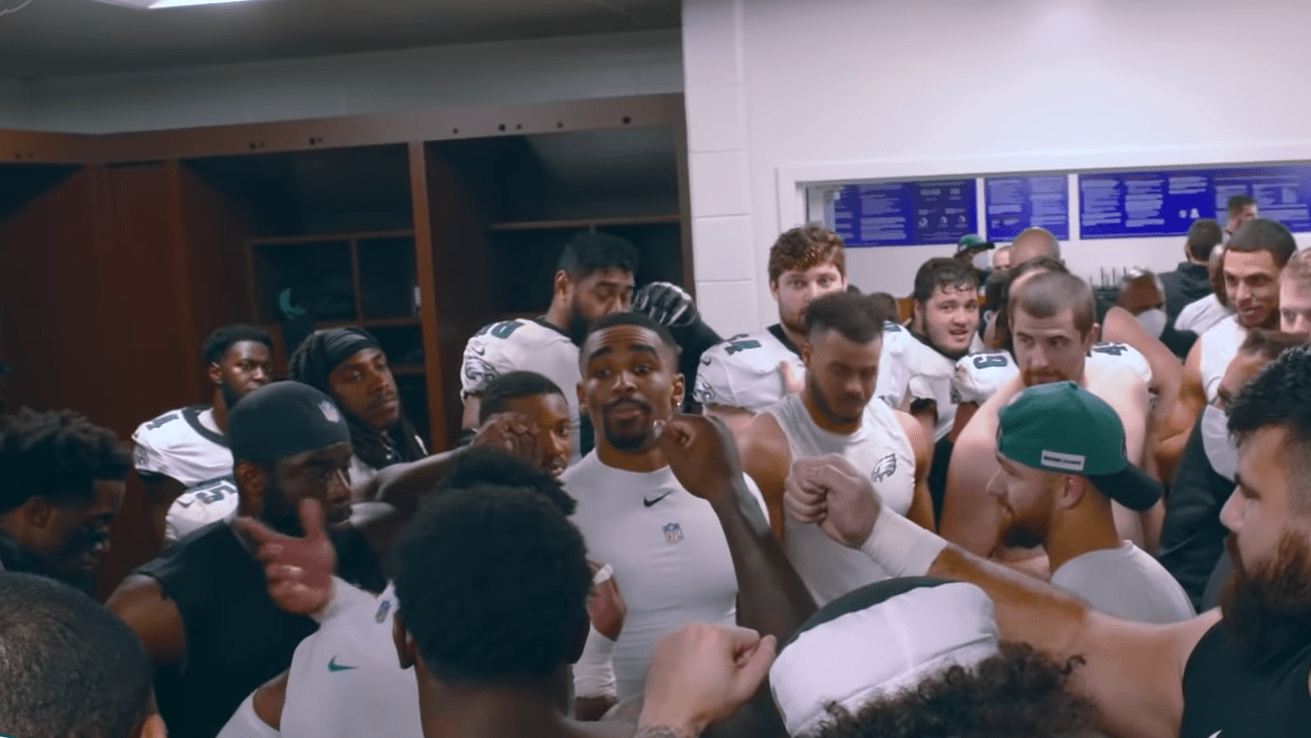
[643,491,673,507]
[471,345,486,356]
[176,500,193,508]
[327,656,356,672]
[700,357,711,365]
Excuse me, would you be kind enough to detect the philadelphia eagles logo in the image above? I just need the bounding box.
[871,453,897,482]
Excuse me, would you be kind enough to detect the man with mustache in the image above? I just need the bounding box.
[109,381,387,738]
[738,291,933,603]
[566,312,769,708]
[0,408,129,593]
[290,326,428,492]
[460,233,639,462]
[942,269,1157,560]
[786,344,1311,738]
[132,324,273,543]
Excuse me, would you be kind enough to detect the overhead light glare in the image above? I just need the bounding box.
[91,0,265,9]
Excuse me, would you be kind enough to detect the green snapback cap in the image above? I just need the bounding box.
[998,381,1162,511]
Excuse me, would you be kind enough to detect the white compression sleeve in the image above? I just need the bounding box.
[858,510,948,578]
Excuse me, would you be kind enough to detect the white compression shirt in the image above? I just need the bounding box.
[765,393,916,605]
[564,452,768,701]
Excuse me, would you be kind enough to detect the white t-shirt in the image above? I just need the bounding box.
[564,452,768,700]
[462,317,583,461]
[766,393,916,605]
[1198,315,1247,404]
[1050,542,1196,625]
[132,406,241,543]
[219,582,418,738]
[1175,293,1231,336]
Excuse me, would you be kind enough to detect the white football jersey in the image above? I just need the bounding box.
[695,323,919,416]
[132,406,232,487]
[1198,315,1247,404]
[166,476,240,543]
[133,406,241,544]
[462,318,583,461]
[951,343,1153,407]
[693,326,803,413]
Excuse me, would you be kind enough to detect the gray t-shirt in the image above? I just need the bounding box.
[1051,542,1196,624]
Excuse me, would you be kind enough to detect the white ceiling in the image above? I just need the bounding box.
[0,0,680,79]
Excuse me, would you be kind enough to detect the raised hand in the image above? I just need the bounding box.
[587,561,627,641]
[471,411,540,466]
[233,498,336,616]
[656,413,742,506]
[638,623,777,737]
[633,282,698,328]
[784,455,881,548]
[778,361,805,396]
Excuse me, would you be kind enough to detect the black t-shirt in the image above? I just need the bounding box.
[1181,621,1311,737]
[137,523,384,738]
[1157,413,1234,611]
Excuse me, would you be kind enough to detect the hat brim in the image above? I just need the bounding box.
[957,242,995,252]
[1088,463,1163,511]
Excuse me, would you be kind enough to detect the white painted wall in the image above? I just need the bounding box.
[12,29,683,134]
[682,0,1311,335]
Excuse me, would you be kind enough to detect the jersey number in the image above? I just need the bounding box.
[146,413,180,431]
[476,321,522,340]
[1092,344,1127,357]
[972,354,1008,370]
[725,338,762,355]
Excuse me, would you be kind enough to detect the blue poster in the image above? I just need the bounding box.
[1078,165,1311,238]
[832,179,977,247]
[985,175,1069,241]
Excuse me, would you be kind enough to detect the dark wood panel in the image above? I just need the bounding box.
[421,144,498,443]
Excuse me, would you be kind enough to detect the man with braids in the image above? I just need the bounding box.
[133,323,273,543]
[696,225,915,442]
[786,345,1311,737]
[0,408,129,592]
[289,326,427,491]
[0,572,168,738]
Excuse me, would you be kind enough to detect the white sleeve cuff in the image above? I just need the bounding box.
[858,510,948,578]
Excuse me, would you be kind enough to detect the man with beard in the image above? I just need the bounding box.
[108,381,387,738]
[738,291,933,603]
[460,232,639,462]
[696,226,913,441]
[0,408,129,592]
[942,270,1157,560]
[290,326,428,492]
[566,312,769,705]
[133,324,272,543]
[987,382,1192,623]
[785,344,1311,738]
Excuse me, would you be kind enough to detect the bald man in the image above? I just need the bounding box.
[941,270,1158,565]
[1008,227,1061,267]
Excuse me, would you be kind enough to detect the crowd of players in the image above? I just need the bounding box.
[2,191,1311,737]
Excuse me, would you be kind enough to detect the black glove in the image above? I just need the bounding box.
[632,282,698,328]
